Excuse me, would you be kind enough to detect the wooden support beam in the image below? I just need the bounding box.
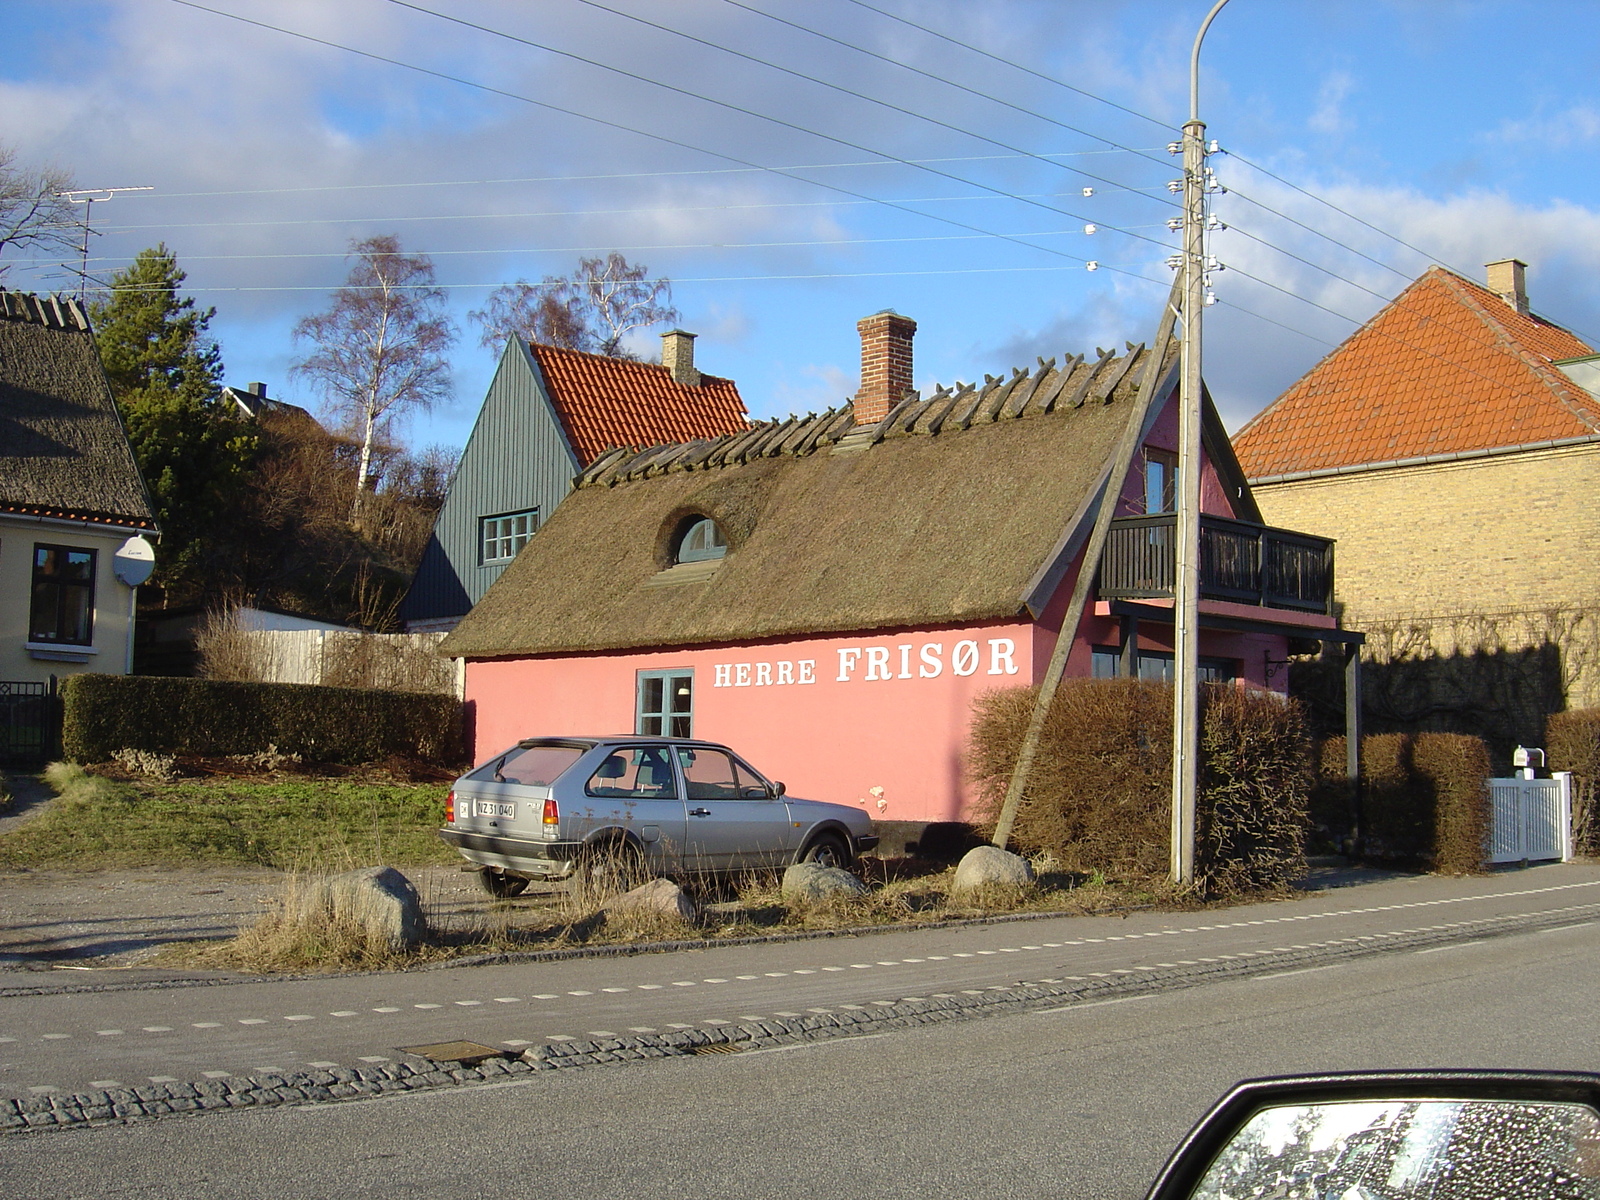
[991,277,1183,850]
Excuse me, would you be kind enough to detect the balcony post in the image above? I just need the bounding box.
[1119,614,1140,677]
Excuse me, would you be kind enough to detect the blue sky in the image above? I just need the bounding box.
[4,0,1600,452]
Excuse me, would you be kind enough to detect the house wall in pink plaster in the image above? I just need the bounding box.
[468,619,1038,826]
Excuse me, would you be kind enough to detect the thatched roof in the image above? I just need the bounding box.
[443,342,1175,659]
[0,289,156,530]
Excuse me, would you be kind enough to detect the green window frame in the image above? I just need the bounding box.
[637,669,693,737]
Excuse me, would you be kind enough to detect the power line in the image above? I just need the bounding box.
[710,0,1176,168]
[1224,150,1600,346]
[164,1,1163,286]
[842,0,1173,131]
[557,0,1171,200]
[93,191,1165,234]
[379,0,1178,244]
[42,224,1182,270]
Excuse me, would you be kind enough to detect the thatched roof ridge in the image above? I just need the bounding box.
[442,341,1170,659]
[0,287,157,530]
[576,343,1151,489]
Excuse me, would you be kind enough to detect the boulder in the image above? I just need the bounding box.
[292,866,426,950]
[781,862,870,903]
[950,845,1035,900]
[604,877,696,922]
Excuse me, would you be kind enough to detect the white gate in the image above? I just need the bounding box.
[1486,773,1573,865]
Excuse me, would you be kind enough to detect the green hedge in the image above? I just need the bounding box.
[61,674,464,766]
[1547,709,1600,855]
[968,679,1311,897]
[1319,732,1490,873]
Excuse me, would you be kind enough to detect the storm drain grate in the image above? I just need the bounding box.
[398,1040,510,1066]
[688,1043,746,1055]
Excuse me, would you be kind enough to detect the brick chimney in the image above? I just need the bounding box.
[660,329,700,387]
[853,310,917,425]
[1486,259,1529,317]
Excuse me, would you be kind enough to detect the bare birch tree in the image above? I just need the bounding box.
[0,142,78,276]
[470,252,678,358]
[293,235,454,522]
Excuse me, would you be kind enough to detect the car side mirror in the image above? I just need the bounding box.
[1144,1071,1600,1200]
[769,780,786,798]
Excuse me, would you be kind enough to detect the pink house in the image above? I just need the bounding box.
[441,316,1351,850]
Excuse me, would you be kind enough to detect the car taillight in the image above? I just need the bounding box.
[543,798,559,828]
[445,790,456,823]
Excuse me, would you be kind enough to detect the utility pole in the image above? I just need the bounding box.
[54,186,152,302]
[1171,0,1230,886]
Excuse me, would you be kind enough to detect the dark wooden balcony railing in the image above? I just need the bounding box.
[1098,514,1334,615]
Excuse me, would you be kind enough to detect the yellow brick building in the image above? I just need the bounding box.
[1234,261,1600,744]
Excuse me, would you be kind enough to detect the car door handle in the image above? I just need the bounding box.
[688,807,712,817]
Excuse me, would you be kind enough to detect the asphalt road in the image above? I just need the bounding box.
[3,885,1600,1200]
[4,863,1600,1098]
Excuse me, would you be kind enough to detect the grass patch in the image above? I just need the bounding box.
[0,764,455,870]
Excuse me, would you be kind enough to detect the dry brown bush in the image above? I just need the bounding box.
[1319,732,1490,872]
[1548,709,1600,854]
[968,679,1312,896]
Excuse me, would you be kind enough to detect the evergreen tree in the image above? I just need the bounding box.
[91,244,256,598]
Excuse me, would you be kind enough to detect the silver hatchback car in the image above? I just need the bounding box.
[439,736,880,896]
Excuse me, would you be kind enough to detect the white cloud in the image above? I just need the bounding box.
[1308,71,1355,136]
[1493,105,1600,150]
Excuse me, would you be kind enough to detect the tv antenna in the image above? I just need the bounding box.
[54,186,153,302]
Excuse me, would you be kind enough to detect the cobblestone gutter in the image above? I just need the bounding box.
[5,900,1596,1133]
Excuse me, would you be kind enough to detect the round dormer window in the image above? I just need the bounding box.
[675,516,727,563]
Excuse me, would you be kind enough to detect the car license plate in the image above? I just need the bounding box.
[474,800,517,819]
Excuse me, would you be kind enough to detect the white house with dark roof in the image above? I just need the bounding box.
[0,289,158,721]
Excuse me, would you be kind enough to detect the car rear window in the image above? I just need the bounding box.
[471,744,584,786]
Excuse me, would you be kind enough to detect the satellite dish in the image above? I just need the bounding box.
[113,535,156,587]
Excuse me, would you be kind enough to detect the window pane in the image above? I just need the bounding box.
[669,676,692,715]
[471,744,585,786]
[585,747,678,799]
[1091,648,1119,679]
[678,748,738,800]
[30,544,94,644]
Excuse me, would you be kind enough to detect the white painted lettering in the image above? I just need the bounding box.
[953,640,980,676]
[898,644,913,679]
[865,646,892,681]
[777,661,795,685]
[987,638,1018,676]
[799,659,816,684]
[735,663,751,686]
[919,643,943,678]
[715,664,731,688]
[837,648,862,682]
[755,662,772,687]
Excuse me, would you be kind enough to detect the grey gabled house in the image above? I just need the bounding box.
[399,330,748,631]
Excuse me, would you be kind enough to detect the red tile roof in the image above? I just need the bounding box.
[1232,266,1600,479]
[530,343,749,466]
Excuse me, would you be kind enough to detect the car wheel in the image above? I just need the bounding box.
[577,840,646,896]
[478,868,529,899]
[799,833,852,871]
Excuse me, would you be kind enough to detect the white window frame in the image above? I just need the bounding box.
[480,509,539,566]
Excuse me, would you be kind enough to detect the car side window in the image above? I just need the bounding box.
[676,748,757,801]
[584,747,679,800]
